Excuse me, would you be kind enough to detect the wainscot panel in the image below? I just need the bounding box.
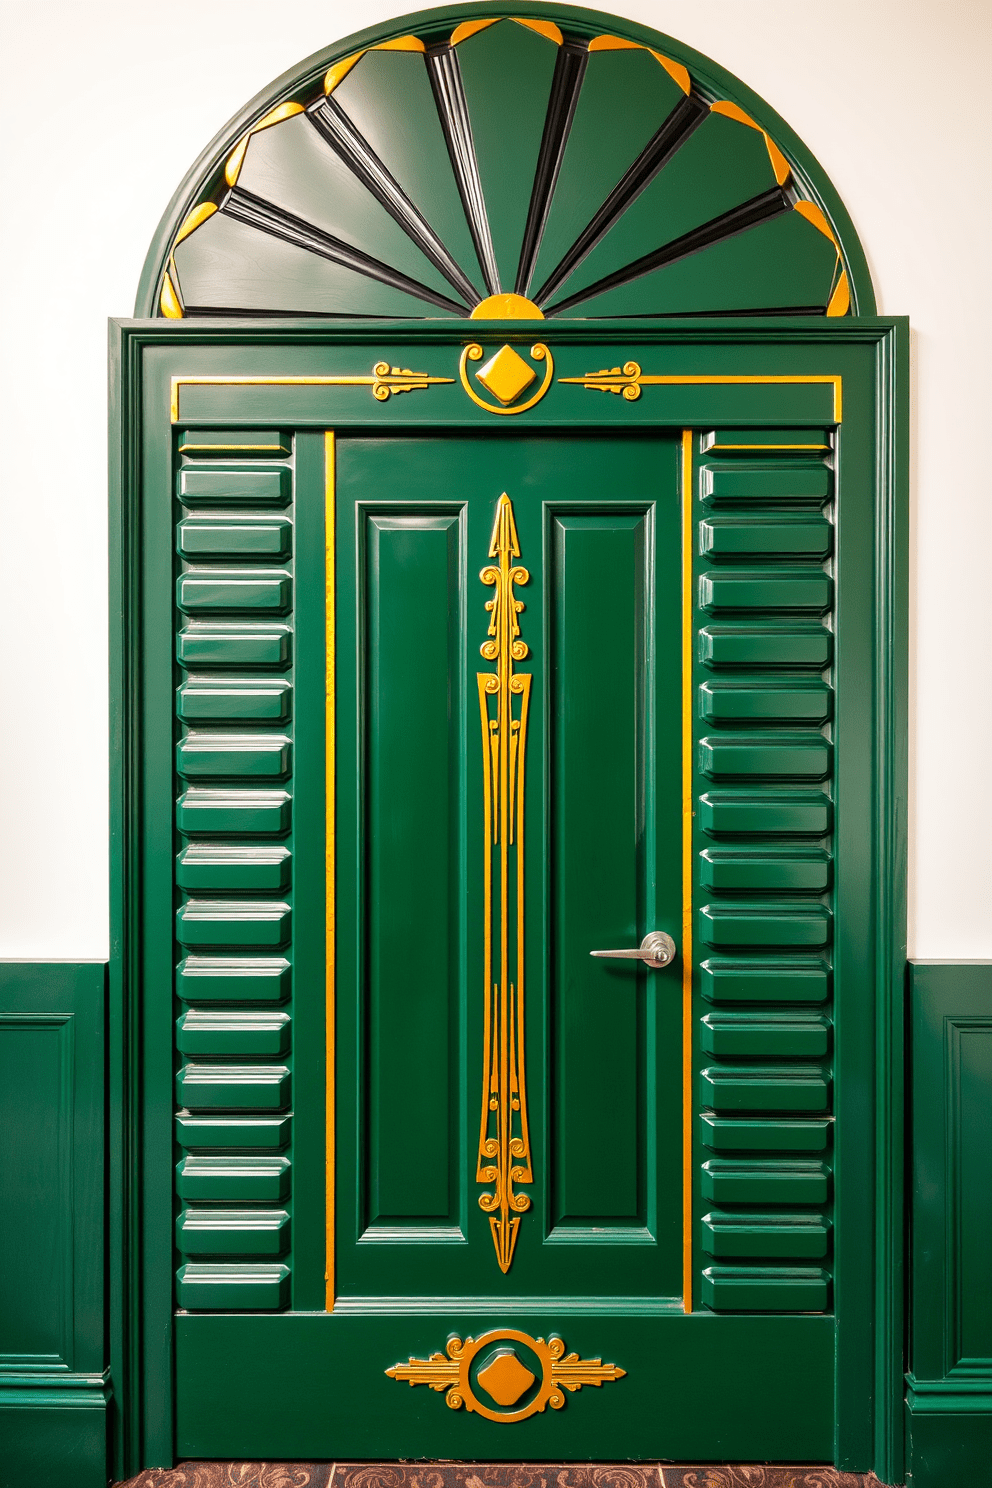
[907,960,992,1488]
[0,962,109,1488]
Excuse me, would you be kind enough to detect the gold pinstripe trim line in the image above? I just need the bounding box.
[681,427,694,1314]
[325,430,336,1312]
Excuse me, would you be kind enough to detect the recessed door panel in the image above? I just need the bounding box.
[362,511,465,1231]
[335,433,682,1302]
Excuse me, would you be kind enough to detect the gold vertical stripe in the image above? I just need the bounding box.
[681,428,694,1314]
[476,495,533,1272]
[324,431,336,1312]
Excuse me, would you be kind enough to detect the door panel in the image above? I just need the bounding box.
[549,510,659,1238]
[335,433,682,1303]
[363,511,464,1232]
[145,339,860,1462]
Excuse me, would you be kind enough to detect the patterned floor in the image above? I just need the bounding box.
[120,1461,882,1488]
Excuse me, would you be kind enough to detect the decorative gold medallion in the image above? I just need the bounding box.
[477,494,532,1272]
[459,342,554,415]
[477,346,536,405]
[386,1327,625,1423]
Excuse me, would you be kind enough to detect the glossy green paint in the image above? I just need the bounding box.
[173,1312,833,1460]
[455,20,560,289]
[528,45,684,290]
[109,318,906,1479]
[134,5,876,321]
[333,431,681,1300]
[332,48,484,291]
[0,962,110,1488]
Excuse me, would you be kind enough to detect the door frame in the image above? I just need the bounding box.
[109,315,907,1481]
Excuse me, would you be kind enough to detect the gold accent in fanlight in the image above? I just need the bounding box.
[459,343,554,416]
[450,17,563,46]
[470,293,545,321]
[558,366,844,423]
[324,35,426,95]
[225,102,305,188]
[386,1327,625,1422]
[169,365,454,423]
[792,200,850,317]
[175,201,218,246]
[324,430,336,1313]
[680,428,694,1315]
[827,270,851,317]
[477,494,533,1273]
[161,202,219,317]
[587,34,691,94]
[710,100,791,186]
[794,199,836,239]
[160,268,183,319]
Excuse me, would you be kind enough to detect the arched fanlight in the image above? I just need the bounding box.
[148,11,870,322]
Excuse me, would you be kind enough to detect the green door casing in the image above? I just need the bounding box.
[111,3,907,1478]
[109,311,906,1465]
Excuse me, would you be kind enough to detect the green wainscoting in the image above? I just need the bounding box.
[0,962,109,1488]
[907,960,992,1488]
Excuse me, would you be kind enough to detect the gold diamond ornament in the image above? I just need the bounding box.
[476,1347,536,1406]
[475,345,536,406]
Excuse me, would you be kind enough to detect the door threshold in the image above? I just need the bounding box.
[118,1462,882,1488]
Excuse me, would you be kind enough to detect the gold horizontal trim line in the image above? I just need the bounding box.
[558,371,843,423]
[170,369,454,423]
[177,443,289,454]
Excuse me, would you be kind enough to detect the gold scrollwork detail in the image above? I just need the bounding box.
[459,342,554,415]
[477,494,532,1273]
[386,1327,625,1423]
[559,361,644,399]
[370,361,447,400]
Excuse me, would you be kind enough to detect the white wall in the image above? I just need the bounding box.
[1,0,988,959]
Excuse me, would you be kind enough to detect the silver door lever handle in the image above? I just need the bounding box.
[590,932,677,969]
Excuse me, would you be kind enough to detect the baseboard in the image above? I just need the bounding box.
[906,1397,992,1488]
[0,1388,110,1488]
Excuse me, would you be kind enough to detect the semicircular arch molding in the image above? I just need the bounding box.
[137,3,875,322]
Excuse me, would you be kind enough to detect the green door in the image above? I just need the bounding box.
[162,362,841,1460]
[333,431,683,1300]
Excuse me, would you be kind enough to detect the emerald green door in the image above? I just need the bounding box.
[117,5,905,1465]
[333,430,684,1301]
[161,370,842,1460]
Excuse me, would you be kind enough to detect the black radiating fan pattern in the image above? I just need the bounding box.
[160,18,850,321]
